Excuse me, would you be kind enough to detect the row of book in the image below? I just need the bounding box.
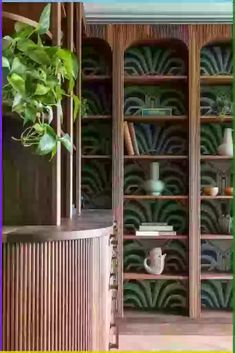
[124,122,140,155]
[135,222,176,236]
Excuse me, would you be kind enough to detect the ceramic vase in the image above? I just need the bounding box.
[144,247,166,275]
[218,128,233,157]
[219,215,232,234]
[143,162,164,196]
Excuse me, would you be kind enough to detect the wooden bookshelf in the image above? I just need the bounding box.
[124,115,187,123]
[124,234,188,240]
[124,273,188,280]
[200,75,232,85]
[83,22,232,321]
[124,155,188,160]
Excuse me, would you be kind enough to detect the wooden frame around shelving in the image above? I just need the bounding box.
[84,23,232,320]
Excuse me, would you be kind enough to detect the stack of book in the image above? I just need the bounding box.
[124,121,139,155]
[135,222,176,236]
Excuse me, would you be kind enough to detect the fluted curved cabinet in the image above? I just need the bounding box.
[3,214,118,351]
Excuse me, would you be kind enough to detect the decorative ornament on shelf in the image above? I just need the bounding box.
[203,186,219,197]
[143,162,164,196]
[217,128,233,157]
[144,247,166,275]
[219,214,233,234]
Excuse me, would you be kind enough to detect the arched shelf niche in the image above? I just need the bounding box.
[81,38,113,211]
[124,39,188,77]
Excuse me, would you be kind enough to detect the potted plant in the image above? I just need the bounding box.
[2,4,80,159]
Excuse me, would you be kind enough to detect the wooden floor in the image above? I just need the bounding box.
[118,311,232,336]
[118,335,232,351]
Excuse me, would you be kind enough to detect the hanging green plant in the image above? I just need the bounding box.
[2,4,80,158]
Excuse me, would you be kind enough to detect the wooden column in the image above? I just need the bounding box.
[75,3,83,214]
[188,25,201,318]
[112,26,124,317]
[65,3,74,218]
[51,3,62,225]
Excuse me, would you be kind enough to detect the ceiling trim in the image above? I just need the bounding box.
[84,2,232,23]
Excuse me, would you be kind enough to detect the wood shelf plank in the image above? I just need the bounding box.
[82,115,112,120]
[200,75,232,85]
[124,195,188,200]
[83,75,111,82]
[201,234,233,240]
[82,155,112,159]
[124,273,188,280]
[201,195,233,200]
[201,155,232,160]
[124,155,188,160]
[124,75,187,84]
[124,234,188,240]
[124,115,187,123]
[200,115,232,123]
[201,273,233,280]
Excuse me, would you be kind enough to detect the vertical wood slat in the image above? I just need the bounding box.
[75,3,83,214]
[188,26,201,318]
[3,232,115,351]
[65,3,74,218]
[112,26,124,318]
[51,3,62,225]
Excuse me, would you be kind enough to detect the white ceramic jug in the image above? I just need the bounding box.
[144,247,166,275]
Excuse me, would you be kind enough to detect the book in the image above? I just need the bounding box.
[128,122,139,155]
[141,222,167,226]
[139,225,173,231]
[124,121,134,155]
[136,231,177,236]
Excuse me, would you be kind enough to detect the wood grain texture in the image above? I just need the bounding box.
[188,25,200,319]
[3,227,117,351]
[112,25,124,318]
[65,3,74,218]
[51,3,62,226]
[75,3,83,214]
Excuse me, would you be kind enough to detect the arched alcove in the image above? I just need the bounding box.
[81,38,113,210]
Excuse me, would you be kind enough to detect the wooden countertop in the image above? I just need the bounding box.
[3,210,113,243]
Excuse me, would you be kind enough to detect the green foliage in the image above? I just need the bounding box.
[2,4,80,158]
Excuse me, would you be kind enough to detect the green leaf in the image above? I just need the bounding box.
[38,4,51,34]
[24,106,37,125]
[33,123,44,133]
[11,57,27,74]
[73,95,80,121]
[17,38,36,52]
[2,36,14,49]
[36,132,57,156]
[59,133,72,153]
[35,83,50,96]
[12,93,22,109]
[71,52,79,79]
[14,22,35,38]
[8,73,25,95]
[2,57,10,68]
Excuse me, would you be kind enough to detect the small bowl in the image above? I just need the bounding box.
[224,187,233,196]
[203,186,219,197]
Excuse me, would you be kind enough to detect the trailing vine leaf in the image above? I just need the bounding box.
[2,4,83,158]
[38,3,51,34]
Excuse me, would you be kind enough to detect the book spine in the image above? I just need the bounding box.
[141,222,167,226]
[128,122,139,155]
[139,226,173,231]
[136,231,177,236]
[124,121,134,156]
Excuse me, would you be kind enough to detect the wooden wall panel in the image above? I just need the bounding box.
[2,234,115,351]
